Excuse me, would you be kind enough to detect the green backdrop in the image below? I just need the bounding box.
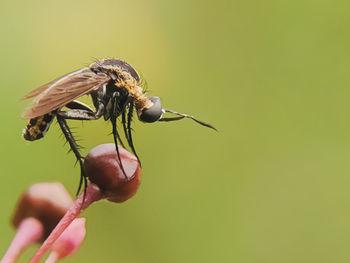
[1,0,350,262]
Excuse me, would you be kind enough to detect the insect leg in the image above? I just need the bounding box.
[126,103,141,165]
[109,91,129,179]
[119,96,138,159]
[121,111,130,147]
[66,100,94,112]
[56,115,87,196]
[57,100,105,120]
[121,109,139,163]
[114,127,125,148]
[111,115,128,179]
[57,109,100,120]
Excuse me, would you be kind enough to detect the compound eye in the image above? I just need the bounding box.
[139,97,163,123]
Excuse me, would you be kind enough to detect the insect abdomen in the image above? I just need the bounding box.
[23,113,55,141]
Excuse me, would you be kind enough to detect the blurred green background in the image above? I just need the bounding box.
[1,0,350,262]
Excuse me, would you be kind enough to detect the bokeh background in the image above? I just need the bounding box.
[1,0,350,262]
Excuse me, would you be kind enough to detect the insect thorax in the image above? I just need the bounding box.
[89,58,152,113]
[115,71,152,112]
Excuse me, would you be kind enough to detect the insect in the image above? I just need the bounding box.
[22,58,216,194]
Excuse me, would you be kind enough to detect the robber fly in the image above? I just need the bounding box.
[22,58,215,194]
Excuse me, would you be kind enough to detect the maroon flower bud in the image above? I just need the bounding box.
[84,143,141,202]
[2,183,73,263]
[12,183,73,240]
[29,145,142,263]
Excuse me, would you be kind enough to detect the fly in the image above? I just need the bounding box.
[22,58,216,195]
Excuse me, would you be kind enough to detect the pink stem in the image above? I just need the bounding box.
[44,251,59,263]
[29,184,103,263]
[1,218,43,263]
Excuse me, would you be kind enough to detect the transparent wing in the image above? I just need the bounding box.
[22,71,78,100]
[22,67,110,119]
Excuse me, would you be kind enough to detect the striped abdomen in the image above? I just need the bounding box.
[23,113,55,141]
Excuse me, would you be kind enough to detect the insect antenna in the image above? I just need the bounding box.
[160,109,217,131]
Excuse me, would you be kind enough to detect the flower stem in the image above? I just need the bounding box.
[1,218,43,263]
[28,184,103,263]
[44,251,59,263]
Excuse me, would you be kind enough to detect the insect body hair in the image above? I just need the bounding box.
[112,68,152,114]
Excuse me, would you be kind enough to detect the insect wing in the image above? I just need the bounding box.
[22,68,110,119]
[21,71,80,100]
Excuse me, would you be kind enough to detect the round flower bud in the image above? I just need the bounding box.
[84,143,141,203]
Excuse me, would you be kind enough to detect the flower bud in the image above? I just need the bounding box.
[48,218,86,261]
[84,143,141,202]
[12,183,73,240]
